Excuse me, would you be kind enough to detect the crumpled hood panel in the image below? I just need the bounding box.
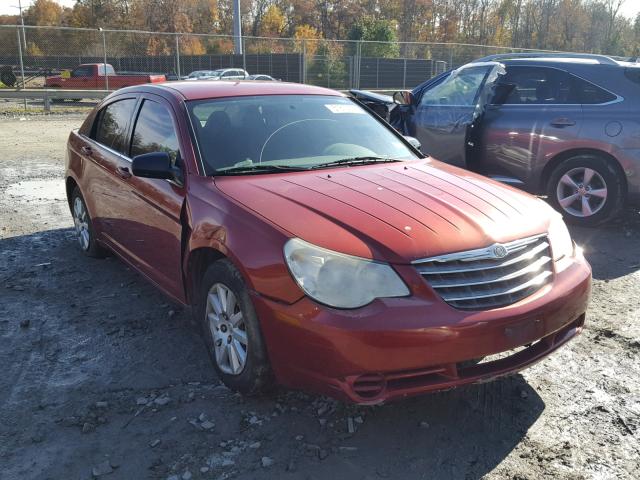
[214,159,551,263]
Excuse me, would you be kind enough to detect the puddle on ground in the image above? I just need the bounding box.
[6,179,66,203]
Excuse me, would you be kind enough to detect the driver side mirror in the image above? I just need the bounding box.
[132,152,182,184]
[393,90,414,106]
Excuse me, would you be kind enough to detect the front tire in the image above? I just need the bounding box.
[197,259,273,395]
[547,155,624,226]
[70,187,107,257]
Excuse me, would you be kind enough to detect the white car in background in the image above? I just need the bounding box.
[247,74,278,81]
[184,69,250,81]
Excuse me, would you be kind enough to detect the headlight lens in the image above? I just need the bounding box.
[284,238,409,309]
[548,215,574,260]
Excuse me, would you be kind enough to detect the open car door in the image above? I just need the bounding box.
[408,62,505,168]
[349,89,395,122]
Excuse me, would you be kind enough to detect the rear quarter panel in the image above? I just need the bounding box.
[576,104,640,197]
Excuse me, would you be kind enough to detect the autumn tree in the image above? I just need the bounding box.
[294,23,322,55]
[24,0,64,26]
[6,0,640,57]
[348,17,400,58]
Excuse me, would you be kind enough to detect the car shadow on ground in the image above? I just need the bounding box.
[568,208,640,281]
[1,227,544,480]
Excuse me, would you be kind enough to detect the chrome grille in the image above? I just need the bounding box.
[413,235,553,310]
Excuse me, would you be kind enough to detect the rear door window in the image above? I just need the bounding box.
[497,66,572,104]
[93,98,137,154]
[130,99,180,165]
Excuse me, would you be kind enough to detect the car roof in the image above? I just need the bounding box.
[473,53,633,67]
[155,80,344,100]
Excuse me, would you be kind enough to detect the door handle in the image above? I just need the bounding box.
[116,166,132,179]
[80,145,93,155]
[550,118,576,127]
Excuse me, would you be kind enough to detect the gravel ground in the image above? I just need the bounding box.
[1,115,639,480]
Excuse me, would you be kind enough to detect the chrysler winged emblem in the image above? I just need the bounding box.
[492,244,508,258]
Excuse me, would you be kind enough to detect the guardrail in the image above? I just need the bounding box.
[0,88,110,111]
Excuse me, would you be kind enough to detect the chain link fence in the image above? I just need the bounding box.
[0,24,557,110]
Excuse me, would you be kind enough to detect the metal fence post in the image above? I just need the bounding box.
[101,29,109,91]
[356,41,362,89]
[16,27,26,110]
[175,34,181,79]
[302,40,307,84]
[403,58,407,89]
[242,36,247,71]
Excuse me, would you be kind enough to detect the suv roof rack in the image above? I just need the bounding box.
[472,52,619,66]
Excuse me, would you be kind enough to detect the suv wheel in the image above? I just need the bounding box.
[71,187,107,257]
[547,155,624,226]
[197,259,273,395]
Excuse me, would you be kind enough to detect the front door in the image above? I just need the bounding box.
[410,62,504,168]
[111,95,186,301]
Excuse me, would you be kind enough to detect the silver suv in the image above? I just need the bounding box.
[355,53,640,226]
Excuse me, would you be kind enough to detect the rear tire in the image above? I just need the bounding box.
[1,70,16,87]
[547,155,625,226]
[196,259,273,395]
[70,187,108,258]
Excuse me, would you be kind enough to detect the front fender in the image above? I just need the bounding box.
[184,180,305,305]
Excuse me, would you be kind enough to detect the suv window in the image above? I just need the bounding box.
[570,75,617,104]
[222,70,236,78]
[497,66,571,104]
[93,98,137,154]
[130,99,180,164]
[419,66,489,106]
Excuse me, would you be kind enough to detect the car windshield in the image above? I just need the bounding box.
[188,95,418,175]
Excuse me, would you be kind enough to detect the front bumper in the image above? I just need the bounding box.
[253,255,591,404]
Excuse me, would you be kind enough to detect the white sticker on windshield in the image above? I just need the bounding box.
[325,104,364,114]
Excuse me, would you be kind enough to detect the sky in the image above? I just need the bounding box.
[1,0,639,19]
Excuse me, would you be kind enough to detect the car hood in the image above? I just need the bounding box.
[214,159,553,264]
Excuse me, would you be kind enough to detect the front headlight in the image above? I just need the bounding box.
[283,238,410,309]
[548,215,574,260]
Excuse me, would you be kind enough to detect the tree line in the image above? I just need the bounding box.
[1,0,639,57]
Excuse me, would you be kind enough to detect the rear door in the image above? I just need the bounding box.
[84,96,138,240]
[411,62,504,168]
[480,65,583,189]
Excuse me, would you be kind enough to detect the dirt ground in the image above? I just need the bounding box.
[0,114,639,480]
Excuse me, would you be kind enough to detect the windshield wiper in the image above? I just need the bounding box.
[310,156,401,169]
[215,164,311,175]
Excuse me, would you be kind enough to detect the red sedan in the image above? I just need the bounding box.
[65,81,591,404]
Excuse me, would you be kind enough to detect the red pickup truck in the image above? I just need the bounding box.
[45,63,166,90]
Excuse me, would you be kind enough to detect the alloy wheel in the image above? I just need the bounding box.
[556,167,608,218]
[73,196,90,250]
[206,283,248,375]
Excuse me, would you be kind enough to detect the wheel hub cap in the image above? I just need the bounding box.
[206,283,248,375]
[72,197,90,250]
[556,167,607,218]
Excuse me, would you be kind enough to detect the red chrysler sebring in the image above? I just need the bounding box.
[65,81,591,404]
